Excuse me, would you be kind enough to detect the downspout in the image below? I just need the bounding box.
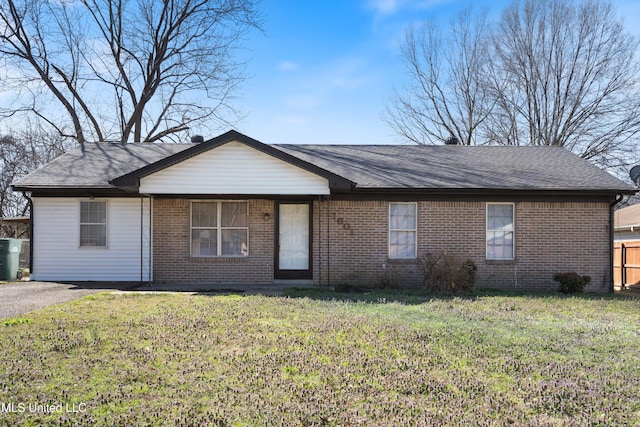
[610,195,624,293]
[22,192,34,276]
[149,196,153,285]
[327,196,331,287]
[318,195,322,286]
[139,194,153,285]
[140,196,144,284]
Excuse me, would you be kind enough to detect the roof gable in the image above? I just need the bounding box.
[111,130,354,192]
[138,140,332,195]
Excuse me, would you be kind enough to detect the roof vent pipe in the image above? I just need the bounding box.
[444,135,459,145]
[191,135,204,143]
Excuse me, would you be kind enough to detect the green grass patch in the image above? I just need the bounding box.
[0,290,639,426]
[3,317,30,326]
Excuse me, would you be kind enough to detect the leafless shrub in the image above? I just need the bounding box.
[418,251,477,292]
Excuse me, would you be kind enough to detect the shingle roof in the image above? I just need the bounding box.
[13,143,192,189]
[274,144,632,192]
[12,132,635,195]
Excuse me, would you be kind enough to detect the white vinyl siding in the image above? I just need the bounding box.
[389,202,417,259]
[486,203,515,260]
[140,141,330,195]
[32,197,152,281]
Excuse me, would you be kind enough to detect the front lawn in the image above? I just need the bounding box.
[1,290,639,426]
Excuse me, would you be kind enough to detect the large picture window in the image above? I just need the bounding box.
[191,201,248,257]
[80,201,107,247]
[486,203,514,260]
[389,202,417,259]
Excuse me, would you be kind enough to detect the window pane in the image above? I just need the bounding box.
[221,202,247,227]
[487,204,514,259]
[390,203,416,230]
[192,202,216,228]
[487,231,514,260]
[389,203,416,230]
[389,203,417,259]
[80,202,107,247]
[221,229,248,256]
[390,231,416,259]
[80,224,106,247]
[488,204,513,230]
[191,229,217,256]
[81,201,106,224]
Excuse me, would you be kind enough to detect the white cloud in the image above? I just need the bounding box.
[367,0,401,15]
[278,61,299,72]
[366,0,458,17]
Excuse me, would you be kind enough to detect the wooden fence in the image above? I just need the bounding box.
[614,241,640,290]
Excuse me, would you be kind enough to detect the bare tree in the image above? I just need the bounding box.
[0,126,71,220]
[386,7,493,145]
[387,0,640,172]
[0,0,262,144]
[489,0,640,169]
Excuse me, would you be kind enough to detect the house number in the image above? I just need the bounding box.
[331,213,354,235]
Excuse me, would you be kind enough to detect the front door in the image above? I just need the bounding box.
[276,202,312,279]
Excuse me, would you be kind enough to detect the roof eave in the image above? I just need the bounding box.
[12,184,117,191]
[349,187,636,197]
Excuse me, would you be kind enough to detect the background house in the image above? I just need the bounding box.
[614,204,640,290]
[614,204,640,242]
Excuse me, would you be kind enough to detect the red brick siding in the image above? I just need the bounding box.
[512,202,610,292]
[314,200,611,292]
[314,200,391,286]
[153,199,274,284]
[153,198,611,292]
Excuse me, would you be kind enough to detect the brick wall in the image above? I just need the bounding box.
[153,198,612,292]
[315,200,612,292]
[153,199,274,284]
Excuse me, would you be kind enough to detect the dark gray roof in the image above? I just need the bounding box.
[13,143,193,189]
[12,134,635,195]
[275,144,633,192]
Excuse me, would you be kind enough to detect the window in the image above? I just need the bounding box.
[389,202,417,259]
[191,201,248,257]
[486,203,514,260]
[80,201,107,247]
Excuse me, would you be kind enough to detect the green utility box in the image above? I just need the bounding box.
[0,239,22,281]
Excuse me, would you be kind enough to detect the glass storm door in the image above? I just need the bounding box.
[276,202,312,279]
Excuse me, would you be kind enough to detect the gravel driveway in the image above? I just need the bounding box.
[0,282,129,319]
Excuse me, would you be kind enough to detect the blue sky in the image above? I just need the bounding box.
[232,0,640,145]
[238,0,462,145]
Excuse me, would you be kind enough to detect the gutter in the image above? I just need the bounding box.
[614,225,640,234]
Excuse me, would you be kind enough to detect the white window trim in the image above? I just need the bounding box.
[486,202,515,260]
[79,200,108,249]
[190,200,249,257]
[388,202,418,259]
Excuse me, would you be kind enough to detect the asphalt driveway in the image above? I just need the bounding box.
[0,281,293,319]
[0,282,129,319]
